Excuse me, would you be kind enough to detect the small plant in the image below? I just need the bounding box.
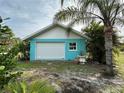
[3,80,56,93]
[102,85,124,93]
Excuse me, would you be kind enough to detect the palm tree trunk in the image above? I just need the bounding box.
[104,26,114,76]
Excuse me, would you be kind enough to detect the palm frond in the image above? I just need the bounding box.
[115,17,124,25]
[56,0,124,27]
[55,6,82,22]
[61,0,64,6]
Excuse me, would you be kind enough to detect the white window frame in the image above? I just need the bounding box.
[69,42,77,51]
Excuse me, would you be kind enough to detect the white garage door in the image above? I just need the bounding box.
[36,42,65,60]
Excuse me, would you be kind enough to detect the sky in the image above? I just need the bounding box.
[0,0,124,39]
[0,0,62,38]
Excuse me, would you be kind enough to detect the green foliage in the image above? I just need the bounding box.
[0,25,14,40]
[57,0,124,75]
[0,17,22,89]
[3,80,55,93]
[56,0,124,26]
[17,41,29,61]
[29,80,55,93]
[102,85,124,93]
[120,43,124,52]
[0,66,5,71]
[84,21,105,63]
[84,21,120,64]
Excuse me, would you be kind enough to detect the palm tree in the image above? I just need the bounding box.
[84,21,120,64]
[55,0,124,76]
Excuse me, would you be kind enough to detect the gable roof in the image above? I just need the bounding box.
[23,23,89,40]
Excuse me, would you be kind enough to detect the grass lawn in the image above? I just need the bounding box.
[116,52,124,78]
[16,52,124,78]
[14,53,124,93]
[16,61,105,76]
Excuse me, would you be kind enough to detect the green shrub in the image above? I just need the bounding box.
[120,43,124,52]
[0,17,22,89]
[3,80,55,93]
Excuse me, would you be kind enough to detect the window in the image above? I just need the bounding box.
[69,42,77,51]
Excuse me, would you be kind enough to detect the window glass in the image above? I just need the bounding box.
[69,42,77,51]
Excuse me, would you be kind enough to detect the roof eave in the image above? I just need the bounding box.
[23,23,90,41]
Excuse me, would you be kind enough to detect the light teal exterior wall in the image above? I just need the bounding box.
[30,41,36,61]
[65,39,86,60]
[30,39,86,61]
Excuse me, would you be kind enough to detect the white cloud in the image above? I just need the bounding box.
[0,0,124,38]
[0,0,62,38]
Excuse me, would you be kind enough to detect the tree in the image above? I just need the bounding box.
[84,21,105,64]
[0,16,21,89]
[13,39,30,61]
[55,0,124,76]
[84,21,120,64]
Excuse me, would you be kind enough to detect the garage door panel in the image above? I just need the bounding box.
[36,43,65,60]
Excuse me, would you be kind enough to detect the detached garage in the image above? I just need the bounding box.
[24,23,88,61]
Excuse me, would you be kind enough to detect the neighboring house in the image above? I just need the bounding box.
[24,23,89,61]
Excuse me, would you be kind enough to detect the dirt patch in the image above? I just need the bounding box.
[19,68,124,93]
